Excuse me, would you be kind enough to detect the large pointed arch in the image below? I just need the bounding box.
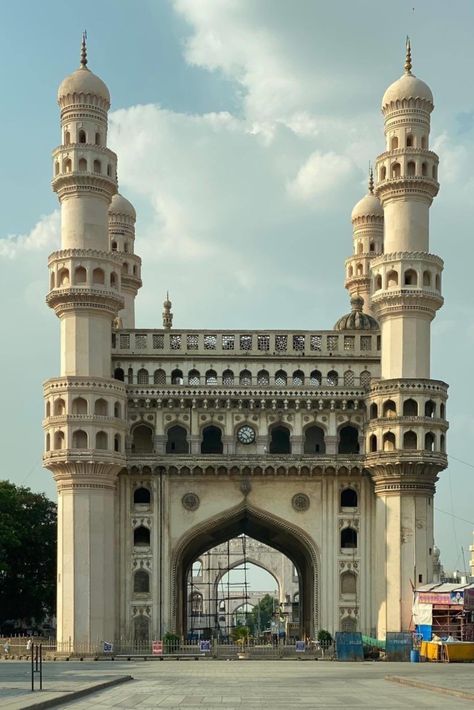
[170,502,319,637]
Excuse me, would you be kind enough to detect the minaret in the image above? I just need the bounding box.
[109,192,142,328]
[43,36,127,649]
[162,292,173,330]
[345,167,384,316]
[366,40,448,636]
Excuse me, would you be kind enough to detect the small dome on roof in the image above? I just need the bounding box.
[334,295,379,331]
[109,193,136,220]
[57,34,110,107]
[351,193,383,222]
[382,39,433,111]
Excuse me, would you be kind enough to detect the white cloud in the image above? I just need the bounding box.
[0,211,60,259]
[287,151,356,204]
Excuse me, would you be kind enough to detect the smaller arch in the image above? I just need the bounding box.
[341,617,357,632]
[201,425,223,454]
[424,432,435,452]
[128,368,133,384]
[274,370,287,386]
[403,430,417,450]
[379,166,387,181]
[110,272,117,288]
[137,368,149,385]
[190,591,203,616]
[425,400,436,418]
[407,160,416,176]
[391,136,399,150]
[341,527,357,550]
[403,398,418,416]
[240,369,252,386]
[78,157,87,172]
[64,130,71,145]
[166,425,189,454]
[132,424,154,453]
[344,370,355,387]
[133,615,149,642]
[383,432,396,451]
[45,433,50,451]
[327,370,338,387]
[223,369,234,385]
[171,368,184,385]
[58,267,70,286]
[440,434,446,452]
[153,369,166,385]
[406,134,413,147]
[188,369,200,385]
[383,399,396,417]
[338,425,360,454]
[74,265,87,284]
[124,241,129,253]
[54,161,60,176]
[107,164,112,177]
[72,429,88,449]
[54,431,65,450]
[293,369,304,386]
[348,265,353,277]
[114,402,121,418]
[404,269,417,286]
[46,401,51,417]
[53,397,66,416]
[205,369,218,385]
[423,270,431,286]
[257,369,270,386]
[71,396,87,415]
[93,159,101,174]
[369,402,378,419]
[440,403,446,419]
[340,488,358,508]
[422,162,428,176]
[391,162,401,178]
[134,569,150,593]
[63,158,72,173]
[122,262,129,274]
[356,262,363,276]
[134,526,150,547]
[95,431,108,449]
[341,571,357,595]
[303,425,325,454]
[94,398,108,416]
[269,425,291,454]
[111,241,117,252]
[386,270,399,287]
[95,132,101,146]
[435,274,441,290]
[369,434,377,452]
[357,242,363,254]
[374,274,382,291]
[78,129,86,144]
[92,267,105,285]
[114,367,125,381]
[369,241,375,252]
[432,165,438,180]
[114,434,121,452]
[310,370,321,386]
[134,487,151,505]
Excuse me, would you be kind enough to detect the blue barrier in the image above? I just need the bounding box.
[386,632,413,661]
[335,632,364,661]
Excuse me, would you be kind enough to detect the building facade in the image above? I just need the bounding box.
[43,38,448,648]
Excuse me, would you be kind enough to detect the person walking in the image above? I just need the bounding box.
[26,638,33,653]
[4,640,11,656]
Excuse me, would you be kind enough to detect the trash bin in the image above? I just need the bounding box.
[410,649,420,663]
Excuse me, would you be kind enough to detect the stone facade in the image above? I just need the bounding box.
[43,38,448,648]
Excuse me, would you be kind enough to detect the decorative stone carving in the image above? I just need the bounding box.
[182,492,200,511]
[240,478,251,496]
[292,493,310,512]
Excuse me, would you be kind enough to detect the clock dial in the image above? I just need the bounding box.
[237,425,256,445]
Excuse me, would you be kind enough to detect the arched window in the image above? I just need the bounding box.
[193,560,203,577]
[205,369,218,385]
[341,617,357,632]
[403,430,417,449]
[327,370,338,386]
[357,242,363,254]
[383,400,396,418]
[348,265,353,277]
[374,274,382,290]
[64,130,70,145]
[440,434,446,452]
[54,161,60,176]
[404,269,417,286]
[94,398,108,416]
[134,526,150,547]
[386,270,398,287]
[132,424,154,453]
[391,136,399,149]
[92,268,105,284]
[171,369,183,385]
[356,262,363,276]
[293,370,304,386]
[78,130,86,144]
[95,132,101,146]
[93,159,101,174]
[95,431,108,449]
[134,570,150,593]
[188,369,200,385]
[114,434,121,452]
[369,434,377,452]
[380,166,386,181]
[137,368,149,385]
[275,370,287,386]
[78,157,87,172]
[53,398,66,416]
[111,241,118,252]
[154,369,166,385]
[124,242,129,253]
[341,571,357,595]
[422,162,428,176]
[46,401,51,417]
[122,262,129,274]
[240,370,252,386]
[403,399,418,416]
[344,370,355,386]
[63,158,72,173]
[190,591,203,616]
[425,400,436,417]
[432,165,438,180]
[425,432,435,452]
[110,272,117,288]
[440,403,445,419]
[338,425,360,454]
[166,425,189,454]
[134,487,151,505]
[310,370,321,386]
[423,270,431,286]
[45,433,50,451]
[435,274,441,290]
[133,615,149,642]
[107,164,112,177]
[58,267,70,286]
[114,367,125,381]
[223,369,234,385]
[54,431,65,450]
[407,161,416,177]
[370,403,378,419]
[201,425,223,454]
[74,266,87,284]
[360,370,372,388]
[383,432,396,451]
[72,397,87,415]
[391,162,401,178]
[340,488,358,508]
[341,528,357,549]
[304,425,325,454]
[406,134,413,147]
[370,241,375,252]
[72,430,87,449]
[269,425,291,454]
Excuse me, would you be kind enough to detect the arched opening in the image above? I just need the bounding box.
[133,615,149,642]
[440,403,446,419]
[269,425,291,454]
[45,433,50,451]
[72,430,87,449]
[383,399,397,418]
[432,165,438,180]
[257,369,270,386]
[110,272,117,288]
[422,162,428,176]
[134,570,150,594]
[134,526,150,547]
[274,370,287,386]
[171,368,184,385]
[403,398,418,416]
[114,434,121,452]
[201,426,223,454]
[137,368,149,385]
[93,159,101,174]
[341,571,357,596]
[78,130,86,144]
[166,425,189,454]
[348,265,353,277]
[74,266,87,284]
[92,268,105,285]
[360,370,372,388]
[380,166,387,181]
[63,158,72,173]
[435,274,441,290]
[357,242,363,254]
[369,403,378,419]
[425,432,435,452]
[78,157,87,172]
[391,136,399,150]
[356,263,363,276]
[205,369,218,385]
[386,270,399,287]
[310,370,321,386]
[223,369,234,385]
[64,130,70,145]
[403,430,418,450]
[58,268,70,286]
[344,370,355,386]
[292,370,304,386]
[340,528,357,550]
[95,132,101,146]
[54,431,65,450]
[423,270,431,286]
[425,400,436,417]
[71,397,87,415]
[421,136,427,149]
[55,160,60,176]
[114,367,125,381]
[404,269,418,286]
[407,160,416,176]
[111,241,118,252]
[132,424,154,453]
[46,401,51,417]
[154,369,166,385]
[440,434,446,452]
[134,487,151,505]
[406,134,413,147]
[240,369,252,386]
[338,425,360,454]
[95,431,108,449]
[303,426,325,454]
[327,370,338,386]
[53,398,66,416]
[383,432,396,451]
[188,369,200,385]
[189,591,203,617]
[340,488,358,508]
[391,162,401,178]
[369,434,377,452]
[374,274,382,290]
[94,398,108,416]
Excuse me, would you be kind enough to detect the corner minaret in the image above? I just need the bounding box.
[109,192,142,328]
[366,40,448,637]
[162,292,173,330]
[43,36,127,649]
[345,167,384,316]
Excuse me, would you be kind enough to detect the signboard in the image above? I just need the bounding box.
[418,592,452,605]
[295,640,305,653]
[450,590,464,605]
[199,640,211,653]
[103,642,113,653]
[152,640,163,656]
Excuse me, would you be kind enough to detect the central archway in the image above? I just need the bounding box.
[171,503,319,638]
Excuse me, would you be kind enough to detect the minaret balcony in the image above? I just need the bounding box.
[43,448,126,468]
[46,286,124,317]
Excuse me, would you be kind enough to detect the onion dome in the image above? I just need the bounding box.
[58,33,110,108]
[109,192,136,220]
[351,168,383,222]
[382,38,433,111]
[334,295,379,331]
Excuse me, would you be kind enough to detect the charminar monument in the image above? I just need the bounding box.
[43,36,448,649]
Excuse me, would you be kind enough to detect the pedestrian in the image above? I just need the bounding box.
[26,638,33,653]
[4,640,11,656]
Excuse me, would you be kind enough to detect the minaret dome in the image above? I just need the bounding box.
[57,33,110,109]
[381,38,433,113]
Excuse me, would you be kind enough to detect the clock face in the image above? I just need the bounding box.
[237,425,256,445]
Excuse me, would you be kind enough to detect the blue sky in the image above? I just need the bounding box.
[1,0,474,574]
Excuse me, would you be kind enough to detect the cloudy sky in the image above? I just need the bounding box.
[1,0,473,574]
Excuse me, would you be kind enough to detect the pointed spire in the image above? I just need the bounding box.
[163,292,173,330]
[404,36,412,75]
[80,30,88,68]
[368,164,374,195]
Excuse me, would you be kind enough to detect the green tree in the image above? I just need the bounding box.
[246,594,278,636]
[0,481,56,630]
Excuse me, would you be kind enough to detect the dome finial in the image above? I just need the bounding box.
[404,36,412,75]
[80,30,88,68]
[368,163,374,194]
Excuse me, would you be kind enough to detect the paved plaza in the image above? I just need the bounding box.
[1,660,474,709]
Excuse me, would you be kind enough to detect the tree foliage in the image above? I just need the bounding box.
[246,594,278,635]
[0,481,56,630]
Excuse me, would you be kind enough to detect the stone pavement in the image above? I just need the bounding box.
[2,660,474,709]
